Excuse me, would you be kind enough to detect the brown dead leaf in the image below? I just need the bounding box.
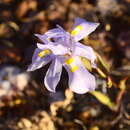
[50,89,74,116]
[16,0,37,19]
[79,111,90,123]
[0,48,21,62]
[18,118,32,129]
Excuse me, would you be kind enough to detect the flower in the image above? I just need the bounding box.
[27,17,99,94]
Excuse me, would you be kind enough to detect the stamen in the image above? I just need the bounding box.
[71,25,83,36]
[65,57,78,72]
[38,49,51,58]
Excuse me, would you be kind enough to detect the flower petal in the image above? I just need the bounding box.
[71,17,99,41]
[74,42,96,67]
[37,43,50,49]
[35,27,66,44]
[44,58,62,92]
[45,28,65,38]
[37,43,68,56]
[56,25,66,33]
[64,56,96,94]
[27,48,51,71]
[35,34,49,44]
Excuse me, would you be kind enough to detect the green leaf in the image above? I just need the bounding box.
[96,53,109,73]
[80,57,92,71]
[96,68,107,78]
[90,91,115,109]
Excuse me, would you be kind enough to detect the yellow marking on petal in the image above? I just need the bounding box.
[65,57,78,72]
[71,25,83,36]
[38,49,51,58]
[70,64,78,72]
[65,57,74,64]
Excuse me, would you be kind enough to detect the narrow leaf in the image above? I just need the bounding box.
[90,91,115,109]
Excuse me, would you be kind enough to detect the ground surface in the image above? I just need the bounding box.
[0,0,130,130]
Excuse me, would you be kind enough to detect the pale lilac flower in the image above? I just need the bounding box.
[27,17,99,94]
